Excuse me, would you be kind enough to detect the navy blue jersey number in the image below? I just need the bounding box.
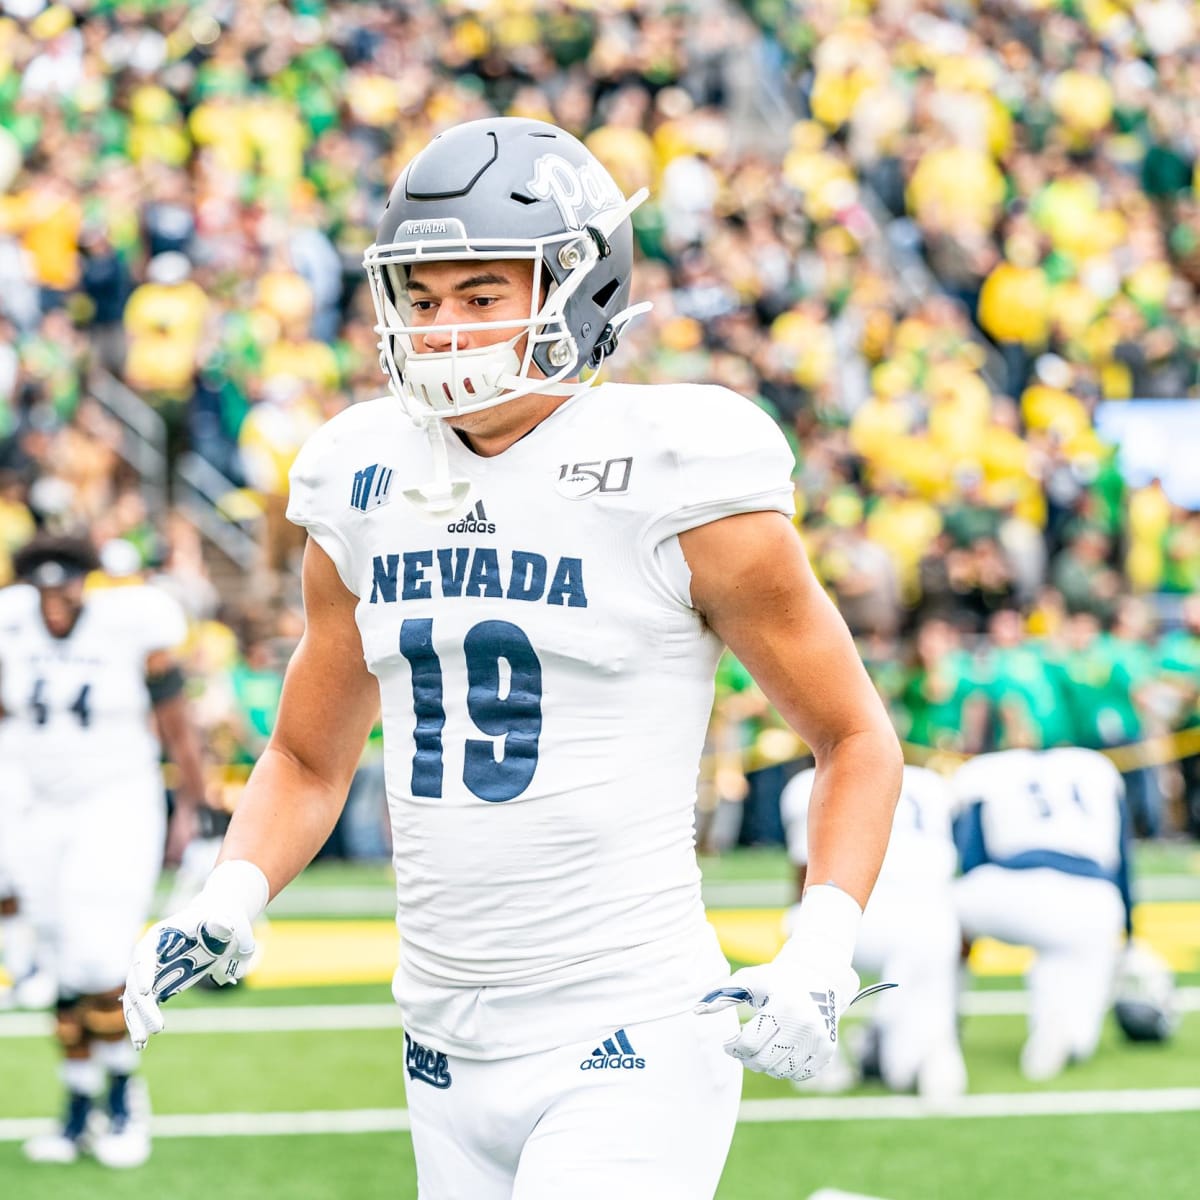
[29,679,92,728]
[399,619,542,802]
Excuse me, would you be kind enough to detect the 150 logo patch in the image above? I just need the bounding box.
[555,457,632,500]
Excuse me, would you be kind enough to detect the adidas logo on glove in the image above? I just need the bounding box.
[579,1028,645,1071]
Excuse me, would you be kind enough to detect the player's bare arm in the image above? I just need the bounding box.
[217,537,380,898]
[680,509,903,907]
[146,648,206,865]
[688,508,903,1083]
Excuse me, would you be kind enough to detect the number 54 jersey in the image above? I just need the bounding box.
[288,383,796,1059]
[0,583,188,800]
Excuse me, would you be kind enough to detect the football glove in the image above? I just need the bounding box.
[122,860,269,1050]
[696,883,893,1081]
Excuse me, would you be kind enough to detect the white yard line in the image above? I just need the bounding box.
[2,988,1198,1039]
[3,1089,1200,1143]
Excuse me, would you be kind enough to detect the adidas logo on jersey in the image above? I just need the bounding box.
[811,990,837,1043]
[351,463,393,512]
[579,1029,646,1071]
[404,1033,452,1089]
[447,499,496,535]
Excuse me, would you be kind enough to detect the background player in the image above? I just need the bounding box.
[781,762,967,1099]
[0,533,205,1167]
[123,117,903,1198]
[952,742,1133,1081]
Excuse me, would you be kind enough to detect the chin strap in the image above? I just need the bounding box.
[401,417,474,518]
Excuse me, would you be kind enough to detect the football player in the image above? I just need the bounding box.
[782,763,967,1099]
[952,743,1132,1081]
[123,118,903,1198]
[0,533,206,1168]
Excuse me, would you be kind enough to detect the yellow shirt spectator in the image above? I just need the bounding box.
[1050,70,1114,144]
[124,277,209,347]
[977,261,1050,346]
[0,180,82,290]
[238,382,323,499]
[261,338,340,391]
[865,491,943,603]
[907,145,1006,233]
[256,270,314,330]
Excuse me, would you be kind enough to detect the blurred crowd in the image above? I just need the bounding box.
[0,0,1198,846]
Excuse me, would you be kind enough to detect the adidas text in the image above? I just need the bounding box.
[579,1055,646,1071]
[447,519,496,534]
[448,500,495,535]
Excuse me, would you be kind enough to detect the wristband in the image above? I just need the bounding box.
[777,883,861,970]
[199,860,271,925]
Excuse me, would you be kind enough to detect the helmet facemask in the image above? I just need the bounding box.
[365,193,646,423]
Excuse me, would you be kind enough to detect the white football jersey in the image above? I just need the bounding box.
[951,747,1124,873]
[288,382,795,1058]
[781,764,957,896]
[0,584,187,800]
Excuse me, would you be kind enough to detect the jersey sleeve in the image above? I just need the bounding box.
[646,387,796,541]
[128,586,189,656]
[286,408,365,595]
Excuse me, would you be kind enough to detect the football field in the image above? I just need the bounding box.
[2,845,1198,1200]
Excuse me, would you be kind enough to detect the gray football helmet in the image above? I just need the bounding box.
[364,117,647,422]
[1112,941,1178,1043]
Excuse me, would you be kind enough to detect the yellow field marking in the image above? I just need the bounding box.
[231,902,1200,990]
[5,903,1193,992]
[252,921,401,988]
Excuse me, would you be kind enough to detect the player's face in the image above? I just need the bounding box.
[37,578,86,639]
[405,259,567,452]
[406,259,540,357]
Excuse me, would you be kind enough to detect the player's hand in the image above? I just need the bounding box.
[122,860,269,1049]
[696,882,886,1081]
[695,959,862,1081]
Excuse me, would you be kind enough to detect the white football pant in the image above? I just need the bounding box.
[405,1006,742,1199]
[14,777,165,995]
[954,865,1125,1077]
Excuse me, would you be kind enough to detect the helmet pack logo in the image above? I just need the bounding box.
[526,153,623,231]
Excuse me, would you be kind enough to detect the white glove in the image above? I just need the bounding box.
[696,884,881,1081]
[123,860,269,1050]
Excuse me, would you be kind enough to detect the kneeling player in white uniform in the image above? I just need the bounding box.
[952,745,1132,1081]
[782,763,967,1098]
[123,118,904,1199]
[0,534,205,1167]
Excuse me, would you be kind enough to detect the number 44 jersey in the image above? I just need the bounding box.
[0,583,188,799]
[288,382,796,1059]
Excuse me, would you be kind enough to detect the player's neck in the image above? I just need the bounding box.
[448,391,574,458]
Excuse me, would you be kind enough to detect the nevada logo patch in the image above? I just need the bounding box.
[351,463,393,512]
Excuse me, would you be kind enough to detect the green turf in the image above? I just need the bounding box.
[699,847,794,883]
[0,1133,417,1200]
[5,1010,1195,1119]
[719,1112,1197,1200]
[0,1112,1193,1200]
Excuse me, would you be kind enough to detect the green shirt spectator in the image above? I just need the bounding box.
[1046,624,1147,748]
